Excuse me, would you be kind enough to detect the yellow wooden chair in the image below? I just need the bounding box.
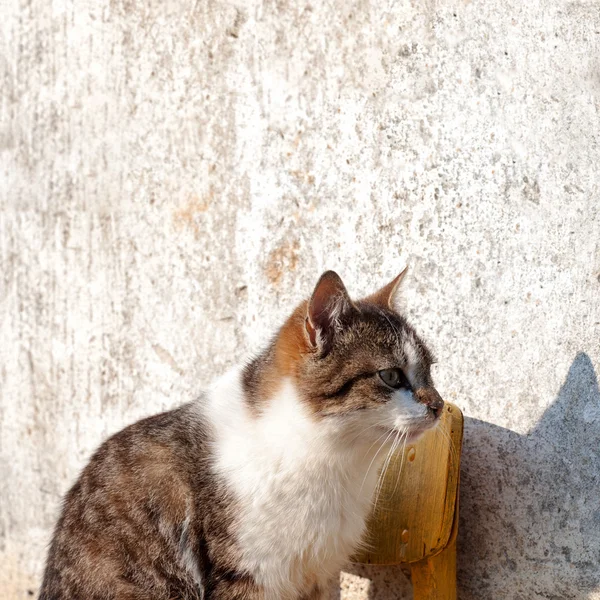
[353,401,464,600]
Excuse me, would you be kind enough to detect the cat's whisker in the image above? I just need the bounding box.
[359,428,396,494]
[346,419,395,446]
[392,428,410,495]
[372,441,396,512]
[358,427,394,461]
[435,422,458,467]
[372,428,401,510]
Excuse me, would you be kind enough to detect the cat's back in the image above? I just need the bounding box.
[39,403,208,600]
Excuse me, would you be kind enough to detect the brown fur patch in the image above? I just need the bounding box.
[274,301,312,377]
[242,301,313,409]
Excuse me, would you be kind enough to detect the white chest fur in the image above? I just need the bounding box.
[204,369,386,599]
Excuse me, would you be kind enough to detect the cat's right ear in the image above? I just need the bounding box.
[364,267,408,310]
[305,271,353,355]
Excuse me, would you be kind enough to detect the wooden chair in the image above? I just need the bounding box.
[353,401,464,600]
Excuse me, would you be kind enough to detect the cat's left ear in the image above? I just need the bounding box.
[365,267,408,309]
[305,271,354,355]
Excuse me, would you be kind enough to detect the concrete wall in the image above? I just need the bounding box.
[1,0,599,598]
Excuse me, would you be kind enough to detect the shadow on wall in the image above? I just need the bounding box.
[339,353,600,600]
[459,352,600,600]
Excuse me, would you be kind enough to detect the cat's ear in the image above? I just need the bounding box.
[366,267,408,310]
[305,271,353,354]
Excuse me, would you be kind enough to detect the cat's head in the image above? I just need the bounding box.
[245,270,443,447]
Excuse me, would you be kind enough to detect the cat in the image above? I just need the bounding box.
[39,269,443,600]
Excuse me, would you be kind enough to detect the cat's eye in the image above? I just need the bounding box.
[378,368,411,390]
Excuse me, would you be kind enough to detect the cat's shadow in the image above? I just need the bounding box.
[338,352,600,599]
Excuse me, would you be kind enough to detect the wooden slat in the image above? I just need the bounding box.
[411,496,459,600]
[353,402,464,565]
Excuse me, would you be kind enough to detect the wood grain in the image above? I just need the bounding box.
[411,498,459,600]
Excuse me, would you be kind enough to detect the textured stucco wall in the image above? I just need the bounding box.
[1,0,599,598]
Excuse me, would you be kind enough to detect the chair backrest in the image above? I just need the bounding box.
[354,402,464,565]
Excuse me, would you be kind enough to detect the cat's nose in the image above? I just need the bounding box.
[414,387,444,417]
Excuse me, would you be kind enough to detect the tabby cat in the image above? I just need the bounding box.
[40,269,443,600]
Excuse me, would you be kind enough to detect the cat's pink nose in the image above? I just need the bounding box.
[415,387,444,417]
